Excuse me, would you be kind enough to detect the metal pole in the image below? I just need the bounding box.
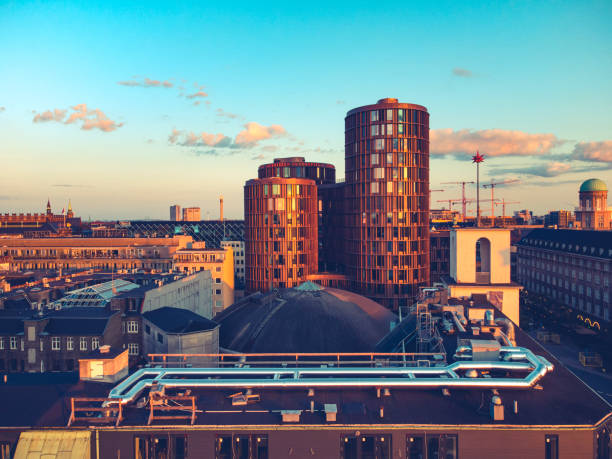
[476,163,480,227]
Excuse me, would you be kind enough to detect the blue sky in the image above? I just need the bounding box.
[1,0,611,219]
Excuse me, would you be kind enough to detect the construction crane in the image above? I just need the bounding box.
[441,181,475,220]
[436,198,460,211]
[494,199,520,219]
[482,179,520,217]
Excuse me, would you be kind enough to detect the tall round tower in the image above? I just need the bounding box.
[244,177,319,293]
[344,98,430,308]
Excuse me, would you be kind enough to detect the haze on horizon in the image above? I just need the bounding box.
[1,1,611,220]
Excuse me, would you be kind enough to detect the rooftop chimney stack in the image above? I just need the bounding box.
[220,195,224,221]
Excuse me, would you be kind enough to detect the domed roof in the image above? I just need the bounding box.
[580,178,607,192]
[215,286,397,353]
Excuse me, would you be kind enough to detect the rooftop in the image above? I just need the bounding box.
[518,228,612,258]
[143,307,218,333]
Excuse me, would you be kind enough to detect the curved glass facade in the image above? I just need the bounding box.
[244,177,318,293]
[344,98,430,308]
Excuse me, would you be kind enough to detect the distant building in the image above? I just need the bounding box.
[517,228,612,322]
[169,204,181,221]
[221,240,245,287]
[514,209,532,224]
[430,229,450,284]
[182,207,201,222]
[173,245,234,315]
[545,210,575,228]
[0,199,82,237]
[575,178,611,230]
[0,235,193,272]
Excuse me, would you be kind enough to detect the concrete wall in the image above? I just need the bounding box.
[451,228,511,284]
[142,318,219,363]
[142,270,213,319]
[449,284,521,325]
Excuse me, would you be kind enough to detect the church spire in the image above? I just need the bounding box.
[46,198,52,215]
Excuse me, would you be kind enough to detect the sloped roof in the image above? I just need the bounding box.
[143,307,218,333]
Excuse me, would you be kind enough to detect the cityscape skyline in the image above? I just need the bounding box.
[2,1,611,219]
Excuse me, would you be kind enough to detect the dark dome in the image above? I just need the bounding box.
[215,284,397,353]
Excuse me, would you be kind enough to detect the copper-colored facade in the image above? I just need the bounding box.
[344,98,430,308]
[244,177,318,293]
[258,157,335,184]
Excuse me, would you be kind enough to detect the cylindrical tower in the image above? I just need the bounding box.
[344,98,430,308]
[244,177,318,293]
[258,157,336,185]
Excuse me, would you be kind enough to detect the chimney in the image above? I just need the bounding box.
[219,195,224,221]
[99,345,111,354]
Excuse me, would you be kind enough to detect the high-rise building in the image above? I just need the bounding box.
[170,204,181,221]
[244,177,318,293]
[182,207,201,222]
[343,98,430,308]
[575,178,611,230]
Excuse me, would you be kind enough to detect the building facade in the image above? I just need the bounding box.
[221,240,245,288]
[430,229,450,284]
[182,207,201,222]
[172,246,234,315]
[544,210,575,228]
[575,178,611,230]
[0,235,193,272]
[343,98,430,308]
[244,177,318,293]
[170,205,181,221]
[517,228,612,323]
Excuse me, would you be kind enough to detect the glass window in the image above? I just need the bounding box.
[374,168,384,179]
[386,152,393,164]
[371,154,379,165]
[128,321,139,334]
[386,124,393,135]
[387,182,393,193]
[371,182,379,194]
[398,109,404,121]
[263,184,268,196]
[370,110,379,122]
[341,435,391,459]
[128,343,139,355]
[283,167,290,178]
[67,337,73,350]
[272,184,280,196]
[91,337,99,350]
[371,124,379,136]
[545,435,558,459]
[80,337,87,351]
[407,436,424,459]
[52,337,60,350]
[386,109,393,120]
[375,139,384,151]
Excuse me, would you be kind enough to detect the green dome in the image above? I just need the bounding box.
[580,178,608,193]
